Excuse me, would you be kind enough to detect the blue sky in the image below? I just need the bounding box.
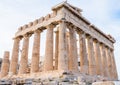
[0,0,120,79]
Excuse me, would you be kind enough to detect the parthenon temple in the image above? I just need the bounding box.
[0,1,118,84]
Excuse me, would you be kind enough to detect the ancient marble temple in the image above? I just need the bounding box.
[0,1,118,84]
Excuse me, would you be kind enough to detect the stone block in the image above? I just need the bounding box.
[45,14,50,21]
[92,81,114,85]
[33,19,38,25]
[28,22,33,27]
[38,17,44,23]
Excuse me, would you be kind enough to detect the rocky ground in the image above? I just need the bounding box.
[0,72,119,85]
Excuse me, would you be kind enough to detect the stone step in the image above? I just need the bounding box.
[92,81,114,85]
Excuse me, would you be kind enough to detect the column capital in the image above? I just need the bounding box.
[58,19,68,26]
[13,36,22,40]
[46,24,56,29]
[67,24,76,29]
[77,30,84,35]
[86,34,93,40]
[104,44,108,48]
[99,42,103,45]
[34,29,42,33]
[110,48,114,52]
[100,43,105,49]
[100,43,107,48]
[23,33,32,38]
[93,38,99,43]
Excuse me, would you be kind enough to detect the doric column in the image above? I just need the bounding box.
[78,31,88,74]
[109,49,115,80]
[0,51,10,78]
[58,20,68,71]
[19,34,30,74]
[31,29,41,73]
[110,49,118,80]
[66,32,70,70]
[9,37,21,75]
[94,39,102,75]
[44,24,54,71]
[69,27,78,72]
[106,47,112,79]
[100,44,109,77]
[54,29,59,70]
[87,35,96,75]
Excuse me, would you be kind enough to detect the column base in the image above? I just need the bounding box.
[80,65,89,74]
[0,70,117,85]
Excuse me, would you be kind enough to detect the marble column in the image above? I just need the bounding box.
[31,29,41,73]
[0,51,10,78]
[54,29,59,70]
[19,34,30,74]
[9,37,20,75]
[78,31,88,74]
[100,44,109,77]
[58,21,68,71]
[66,32,70,70]
[44,24,54,71]
[106,47,112,78]
[94,39,102,75]
[109,49,114,79]
[69,27,78,72]
[110,49,118,80]
[87,35,96,75]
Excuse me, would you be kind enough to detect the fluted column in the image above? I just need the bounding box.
[69,27,78,72]
[94,39,102,75]
[9,37,21,75]
[0,51,10,78]
[107,48,114,79]
[54,29,59,70]
[58,21,68,71]
[111,49,118,80]
[19,34,30,74]
[66,32,70,70]
[100,44,109,77]
[44,24,54,71]
[78,31,88,74]
[31,29,41,73]
[106,47,112,78]
[87,35,96,75]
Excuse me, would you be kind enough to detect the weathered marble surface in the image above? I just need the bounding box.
[92,81,115,85]
[0,1,118,84]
